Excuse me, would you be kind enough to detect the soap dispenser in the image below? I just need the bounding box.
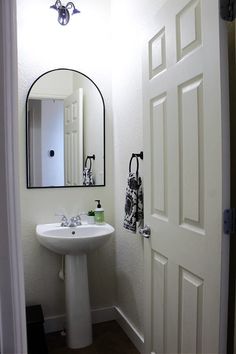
[94,200,104,224]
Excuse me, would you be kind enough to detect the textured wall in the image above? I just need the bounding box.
[17,0,115,318]
[17,0,169,336]
[111,0,167,335]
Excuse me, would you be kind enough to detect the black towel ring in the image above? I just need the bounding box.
[85,157,92,170]
[84,154,95,170]
[129,155,139,175]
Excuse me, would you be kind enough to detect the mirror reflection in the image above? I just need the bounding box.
[26,69,105,188]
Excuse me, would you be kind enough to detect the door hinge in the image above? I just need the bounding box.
[223,209,236,234]
[220,0,236,21]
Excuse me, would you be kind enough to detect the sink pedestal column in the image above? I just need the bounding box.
[65,254,92,349]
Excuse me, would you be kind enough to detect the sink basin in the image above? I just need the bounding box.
[36,223,114,255]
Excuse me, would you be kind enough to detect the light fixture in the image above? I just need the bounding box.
[50,1,80,26]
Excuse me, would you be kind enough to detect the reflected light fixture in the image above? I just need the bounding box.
[50,1,80,26]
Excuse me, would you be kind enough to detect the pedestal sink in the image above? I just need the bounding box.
[36,223,114,349]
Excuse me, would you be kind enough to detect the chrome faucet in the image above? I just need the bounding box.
[60,214,69,227]
[68,215,81,227]
[57,214,81,227]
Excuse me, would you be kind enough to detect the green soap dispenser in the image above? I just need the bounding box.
[94,200,105,224]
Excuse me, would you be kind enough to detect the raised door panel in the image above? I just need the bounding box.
[151,252,168,354]
[149,27,166,79]
[178,75,204,233]
[150,94,168,219]
[176,0,202,61]
[178,268,203,354]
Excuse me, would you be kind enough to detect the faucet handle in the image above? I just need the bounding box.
[55,213,69,227]
[76,215,82,224]
[67,216,80,227]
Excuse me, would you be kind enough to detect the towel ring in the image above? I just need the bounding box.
[129,155,139,175]
[85,157,92,170]
[84,154,95,170]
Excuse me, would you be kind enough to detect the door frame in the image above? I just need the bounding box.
[227,21,236,354]
[0,0,27,352]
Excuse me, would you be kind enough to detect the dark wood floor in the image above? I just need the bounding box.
[46,320,140,354]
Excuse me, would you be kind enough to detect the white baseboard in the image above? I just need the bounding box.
[44,306,144,353]
[114,306,144,354]
[91,306,116,323]
[44,306,116,334]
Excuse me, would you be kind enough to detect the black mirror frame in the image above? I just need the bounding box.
[26,68,106,189]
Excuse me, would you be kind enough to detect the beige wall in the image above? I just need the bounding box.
[17,0,115,318]
[16,0,236,347]
[17,0,169,336]
[111,0,167,334]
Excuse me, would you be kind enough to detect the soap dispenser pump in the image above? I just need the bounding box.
[94,200,104,224]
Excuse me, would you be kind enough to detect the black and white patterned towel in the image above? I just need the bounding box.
[123,172,143,233]
[83,167,95,186]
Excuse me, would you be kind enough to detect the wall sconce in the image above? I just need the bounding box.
[50,1,80,26]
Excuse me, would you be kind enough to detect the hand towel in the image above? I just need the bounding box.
[123,172,144,233]
[83,167,95,186]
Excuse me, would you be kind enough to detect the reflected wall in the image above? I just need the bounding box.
[26,69,105,188]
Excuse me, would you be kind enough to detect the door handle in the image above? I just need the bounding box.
[139,225,151,238]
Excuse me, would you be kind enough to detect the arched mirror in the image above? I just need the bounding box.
[26,69,105,188]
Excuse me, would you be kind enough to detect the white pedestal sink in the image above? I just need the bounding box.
[36,223,114,349]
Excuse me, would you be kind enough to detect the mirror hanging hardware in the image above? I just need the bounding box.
[139,225,151,238]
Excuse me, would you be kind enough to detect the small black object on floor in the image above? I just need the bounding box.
[26,305,48,354]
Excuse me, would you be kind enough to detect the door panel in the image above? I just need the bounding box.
[150,93,168,219]
[179,75,204,232]
[152,252,168,353]
[143,0,229,353]
[64,89,83,186]
[178,268,203,354]
[176,0,202,61]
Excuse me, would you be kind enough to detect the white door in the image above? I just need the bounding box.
[143,1,230,353]
[64,88,83,185]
